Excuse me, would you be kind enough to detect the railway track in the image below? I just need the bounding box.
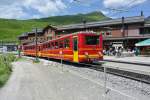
[70,62,150,85]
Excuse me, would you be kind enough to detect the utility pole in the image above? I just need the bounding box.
[1,40,3,54]
[18,39,21,58]
[83,19,87,31]
[35,28,38,62]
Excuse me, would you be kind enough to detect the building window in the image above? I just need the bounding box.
[140,28,150,34]
[101,31,105,35]
[105,31,112,36]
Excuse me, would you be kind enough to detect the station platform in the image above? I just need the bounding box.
[103,56,150,76]
[104,56,150,66]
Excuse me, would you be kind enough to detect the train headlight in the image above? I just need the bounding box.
[85,52,88,56]
[98,51,102,56]
[84,52,89,58]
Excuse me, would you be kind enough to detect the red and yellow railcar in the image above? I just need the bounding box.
[23,44,42,56]
[23,31,103,63]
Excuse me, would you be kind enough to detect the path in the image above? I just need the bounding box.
[0,60,138,100]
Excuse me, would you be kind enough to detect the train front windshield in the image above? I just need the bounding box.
[85,36,99,45]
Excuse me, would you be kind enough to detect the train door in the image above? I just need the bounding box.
[73,36,78,62]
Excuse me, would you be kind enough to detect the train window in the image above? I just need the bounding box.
[38,46,40,51]
[45,44,46,49]
[64,39,70,48]
[45,44,47,49]
[44,45,46,49]
[48,43,51,49]
[51,42,55,49]
[43,44,45,49]
[46,43,48,49]
[85,36,99,45]
[55,42,58,49]
[59,41,64,48]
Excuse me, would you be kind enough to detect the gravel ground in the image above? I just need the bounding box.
[41,59,150,100]
[0,58,149,100]
[0,59,129,100]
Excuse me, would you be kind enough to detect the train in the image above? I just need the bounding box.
[22,31,103,63]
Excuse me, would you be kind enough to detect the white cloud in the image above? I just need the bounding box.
[69,0,96,6]
[103,0,147,9]
[0,0,67,19]
[0,5,28,19]
[101,10,109,15]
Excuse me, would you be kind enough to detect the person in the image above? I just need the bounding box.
[103,49,106,55]
[134,47,140,56]
[116,47,120,57]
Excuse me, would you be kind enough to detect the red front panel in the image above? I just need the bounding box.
[78,33,103,62]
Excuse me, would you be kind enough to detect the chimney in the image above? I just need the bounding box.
[141,11,144,16]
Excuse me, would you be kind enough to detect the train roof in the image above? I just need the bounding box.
[43,31,98,44]
[24,31,99,45]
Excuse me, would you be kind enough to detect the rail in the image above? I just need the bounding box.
[76,62,150,84]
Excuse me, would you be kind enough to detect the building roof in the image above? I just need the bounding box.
[57,16,145,30]
[18,32,28,39]
[144,16,150,27]
[19,29,43,39]
[19,16,145,39]
[43,25,57,32]
[27,29,43,35]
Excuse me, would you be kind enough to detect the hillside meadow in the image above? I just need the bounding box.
[0,12,108,41]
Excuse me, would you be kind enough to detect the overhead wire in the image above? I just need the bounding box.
[105,0,148,17]
[66,0,149,19]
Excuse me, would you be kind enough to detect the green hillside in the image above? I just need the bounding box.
[0,11,109,41]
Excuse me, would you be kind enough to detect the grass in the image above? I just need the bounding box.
[0,54,16,87]
[0,11,109,41]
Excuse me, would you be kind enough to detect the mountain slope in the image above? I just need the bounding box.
[0,11,109,41]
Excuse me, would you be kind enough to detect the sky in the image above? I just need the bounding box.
[0,0,149,19]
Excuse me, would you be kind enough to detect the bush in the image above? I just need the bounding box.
[0,54,16,87]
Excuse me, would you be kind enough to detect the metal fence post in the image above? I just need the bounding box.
[60,50,63,71]
[104,65,107,100]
